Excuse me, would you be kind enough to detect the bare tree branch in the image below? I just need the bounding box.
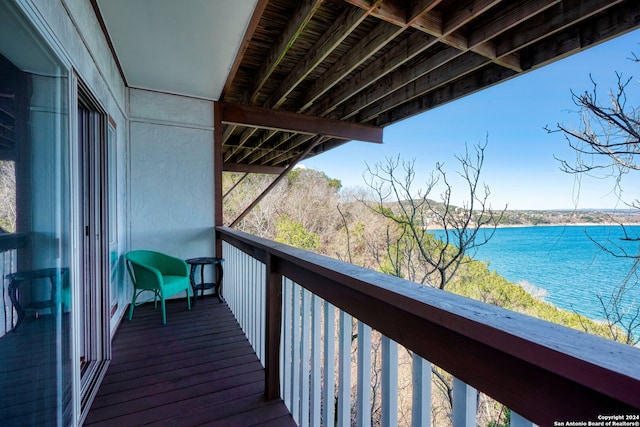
[360,140,505,290]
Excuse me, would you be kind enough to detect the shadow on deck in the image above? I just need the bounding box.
[85,297,295,426]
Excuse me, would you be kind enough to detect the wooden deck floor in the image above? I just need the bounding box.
[84,297,295,427]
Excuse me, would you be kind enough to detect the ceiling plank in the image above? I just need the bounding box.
[442,0,502,36]
[520,0,640,70]
[373,63,517,127]
[225,126,260,162]
[220,102,383,143]
[335,46,465,121]
[468,0,561,47]
[252,133,315,166]
[263,134,318,166]
[263,5,369,109]
[220,0,269,100]
[238,130,284,164]
[247,0,325,105]
[409,0,444,22]
[298,21,405,112]
[298,0,447,114]
[343,0,407,25]
[307,31,438,117]
[495,0,624,57]
[301,0,450,118]
[355,52,490,123]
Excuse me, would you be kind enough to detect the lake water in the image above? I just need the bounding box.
[436,225,640,320]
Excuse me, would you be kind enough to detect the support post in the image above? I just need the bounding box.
[213,101,224,256]
[265,252,282,400]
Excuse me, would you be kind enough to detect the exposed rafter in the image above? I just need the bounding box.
[216,0,640,172]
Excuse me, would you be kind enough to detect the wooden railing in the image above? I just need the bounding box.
[218,226,640,426]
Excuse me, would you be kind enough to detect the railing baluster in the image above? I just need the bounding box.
[453,377,477,427]
[356,321,372,427]
[291,281,302,424]
[310,294,322,426]
[381,336,398,427]
[300,288,311,427]
[412,354,431,427]
[259,260,266,364]
[282,277,292,408]
[264,252,282,399]
[337,310,352,427]
[248,257,254,349]
[323,301,336,427]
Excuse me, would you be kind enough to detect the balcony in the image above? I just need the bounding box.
[84,297,295,426]
[84,227,640,426]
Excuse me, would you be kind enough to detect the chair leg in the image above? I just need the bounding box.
[161,297,167,324]
[186,289,191,311]
[129,291,138,320]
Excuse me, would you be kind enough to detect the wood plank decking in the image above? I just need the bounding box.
[84,297,295,426]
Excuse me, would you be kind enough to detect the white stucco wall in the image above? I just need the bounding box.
[128,88,215,261]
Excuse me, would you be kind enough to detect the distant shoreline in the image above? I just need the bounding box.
[427,222,640,230]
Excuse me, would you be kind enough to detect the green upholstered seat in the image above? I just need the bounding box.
[125,250,191,324]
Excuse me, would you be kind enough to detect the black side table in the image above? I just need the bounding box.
[185,257,224,306]
[7,268,68,331]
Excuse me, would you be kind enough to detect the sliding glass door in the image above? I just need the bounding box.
[0,2,72,425]
[77,83,110,414]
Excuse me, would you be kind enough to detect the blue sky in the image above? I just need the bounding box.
[301,29,640,210]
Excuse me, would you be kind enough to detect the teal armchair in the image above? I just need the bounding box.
[125,250,191,324]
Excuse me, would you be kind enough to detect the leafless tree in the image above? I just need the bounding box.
[547,57,640,345]
[361,140,506,290]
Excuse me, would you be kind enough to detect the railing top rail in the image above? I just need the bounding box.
[0,232,30,252]
[218,226,640,422]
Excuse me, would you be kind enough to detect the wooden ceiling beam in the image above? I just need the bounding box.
[220,102,383,143]
[520,0,640,70]
[302,0,447,117]
[223,162,287,175]
[298,20,405,112]
[343,0,407,25]
[224,126,260,162]
[264,134,319,166]
[473,41,522,71]
[222,124,236,143]
[468,0,561,47]
[335,46,465,121]
[326,0,556,121]
[373,63,517,127]
[442,0,501,36]
[247,0,324,105]
[308,31,438,118]
[298,0,446,114]
[236,129,281,164]
[355,52,490,123]
[372,0,640,130]
[495,0,623,58]
[409,0,444,22]
[246,131,296,165]
[263,5,370,109]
